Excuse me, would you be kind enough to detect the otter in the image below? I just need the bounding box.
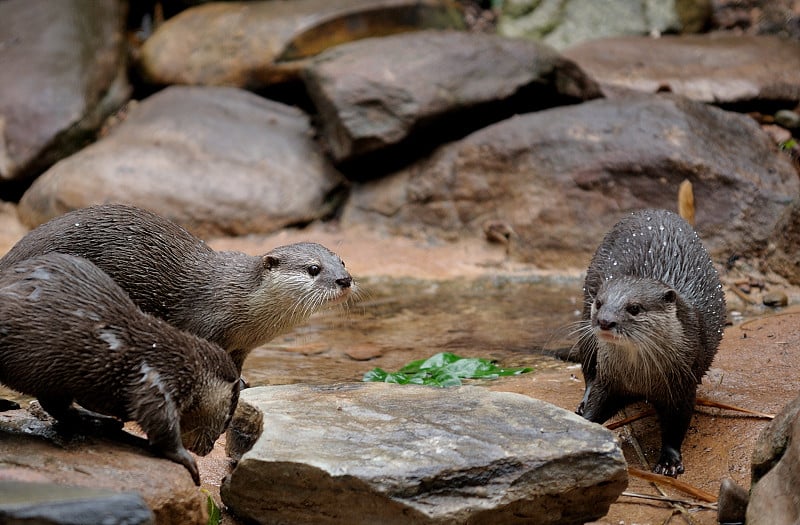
[575,209,725,477]
[0,253,240,485]
[0,204,354,372]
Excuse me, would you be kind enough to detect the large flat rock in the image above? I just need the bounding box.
[342,93,799,267]
[303,30,600,164]
[563,34,800,104]
[221,383,627,525]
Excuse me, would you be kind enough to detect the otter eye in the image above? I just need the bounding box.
[307,265,321,277]
[626,304,642,316]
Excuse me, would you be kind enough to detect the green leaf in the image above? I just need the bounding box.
[362,352,532,387]
[202,490,221,525]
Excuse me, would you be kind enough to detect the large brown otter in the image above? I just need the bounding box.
[0,253,240,485]
[575,209,726,477]
[0,204,354,372]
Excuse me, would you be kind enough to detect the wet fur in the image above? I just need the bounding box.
[576,209,725,476]
[0,204,354,371]
[0,253,240,484]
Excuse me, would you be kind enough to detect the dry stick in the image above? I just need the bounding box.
[695,397,774,419]
[620,491,716,510]
[604,397,773,432]
[628,468,718,504]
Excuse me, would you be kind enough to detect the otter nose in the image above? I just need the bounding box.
[336,276,352,288]
[598,318,616,331]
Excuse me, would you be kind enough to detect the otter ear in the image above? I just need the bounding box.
[662,289,677,303]
[264,255,279,270]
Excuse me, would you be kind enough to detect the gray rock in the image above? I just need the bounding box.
[767,198,800,286]
[342,93,799,268]
[747,393,800,525]
[303,30,600,164]
[0,407,207,525]
[563,34,800,104]
[221,383,627,525]
[17,86,347,237]
[137,0,464,88]
[0,0,130,183]
[497,0,711,50]
[0,481,155,525]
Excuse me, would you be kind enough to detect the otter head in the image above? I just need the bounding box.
[257,242,354,317]
[179,362,240,456]
[590,276,685,366]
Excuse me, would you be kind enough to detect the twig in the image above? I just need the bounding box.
[621,491,717,511]
[696,397,774,419]
[628,468,718,503]
[605,408,655,430]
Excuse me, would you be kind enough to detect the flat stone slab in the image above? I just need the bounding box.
[221,383,627,525]
[563,34,800,104]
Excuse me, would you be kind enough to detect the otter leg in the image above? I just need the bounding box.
[652,397,695,477]
[131,390,200,485]
[578,381,626,423]
[38,397,123,433]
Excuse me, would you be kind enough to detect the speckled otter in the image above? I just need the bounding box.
[575,209,725,477]
[0,253,240,485]
[0,203,354,372]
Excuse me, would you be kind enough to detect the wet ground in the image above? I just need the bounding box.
[2,221,799,524]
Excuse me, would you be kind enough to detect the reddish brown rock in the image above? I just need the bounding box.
[563,34,800,104]
[0,408,206,525]
[138,0,464,88]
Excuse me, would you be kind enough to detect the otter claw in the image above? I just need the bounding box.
[653,458,685,478]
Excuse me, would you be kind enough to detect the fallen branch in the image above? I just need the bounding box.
[628,468,717,503]
[620,491,716,511]
[696,397,774,419]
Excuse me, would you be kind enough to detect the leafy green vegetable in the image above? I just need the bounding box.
[363,352,532,387]
[202,489,221,525]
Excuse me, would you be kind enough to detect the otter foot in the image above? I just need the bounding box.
[653,450,685,478]
[158,445,200,485]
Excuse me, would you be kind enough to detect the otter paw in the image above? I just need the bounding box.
[653,454,685,478]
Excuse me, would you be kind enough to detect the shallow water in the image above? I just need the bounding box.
[0,275,584,403]
[241,275,585,386]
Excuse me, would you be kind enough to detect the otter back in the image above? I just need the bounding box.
[0,203,355,371]
[0,253,240,484]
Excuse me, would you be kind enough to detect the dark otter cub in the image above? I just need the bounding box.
[0,204,354,372]
[576,209,725,477]
[0,253,240,485]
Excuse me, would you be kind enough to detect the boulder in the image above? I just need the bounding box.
[17,86,347,237]
[137,0,464,88]
[0,481,155,525]
[747,393,800,525]
[563,34,800,104]
[342,93,799,267]
[766,197,800,286]
[0,407,206,525]
[0,0,129,184]
[497,0,711,50]
[221,383,627,525]
[303,30,600,166]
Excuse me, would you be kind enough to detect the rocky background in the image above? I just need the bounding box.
[1,0,800,524]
